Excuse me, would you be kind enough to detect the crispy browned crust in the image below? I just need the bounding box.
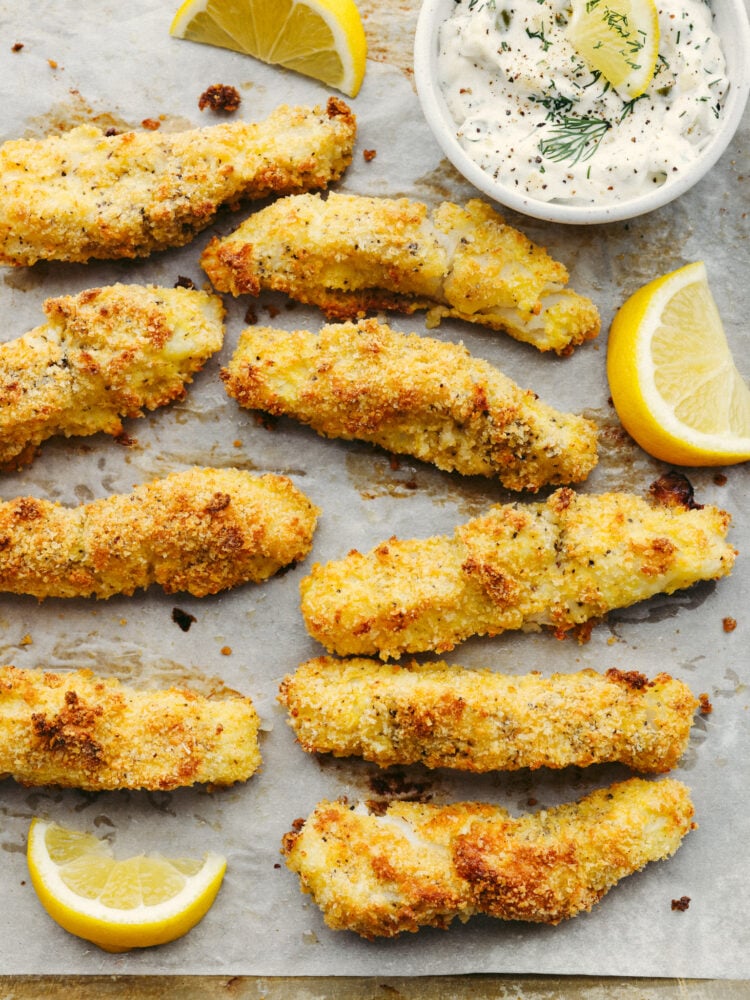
[221,318,598,491]
[0,467,319,599]
[0,284,225,468]
[0,665,260,790]
[201,194,600,353]
[299,487,735,658]
[0,99,356,265]
[282,778,695,937]
[279,657,698,773]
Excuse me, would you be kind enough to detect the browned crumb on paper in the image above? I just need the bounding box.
[175,275,196,289]
[363,148,377,161]
[671,895,691,911]
[649,471,702,510]
[172,607,197,632]
[722,616,737,632]
[199,84,241,113]
[698,693,713,714]
[141,118,161,131]
[12,43,24,52]
[713,473,728,486]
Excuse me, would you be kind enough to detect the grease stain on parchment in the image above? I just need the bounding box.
[358,0,417,75]
[345,450,510,520]
[22,88,193,139]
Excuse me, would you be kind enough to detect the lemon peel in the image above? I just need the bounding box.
[170,0,367,98]
[27,818,226,952]
[566,0,660,99]
[607,261,750,466]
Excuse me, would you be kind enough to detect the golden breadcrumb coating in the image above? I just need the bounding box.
[0,284,224,469]
[201,194,600,353]
[283,777,695,937]
[0,99,356,266]
[0,665,260,791]
[221,318,598,491]
[0,467,319,600]
[279,657,698,774]
[300,486,735,658]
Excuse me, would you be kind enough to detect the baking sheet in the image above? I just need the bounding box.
[0,0,748,979]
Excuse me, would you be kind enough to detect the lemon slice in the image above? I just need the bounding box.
[170,0,367,99]
[27,818,227,952]
[566,0,660,98]
[607,261,750,466]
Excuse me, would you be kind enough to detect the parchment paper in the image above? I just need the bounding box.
[0,0,748,979]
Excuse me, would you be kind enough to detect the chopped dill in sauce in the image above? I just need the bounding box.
[438,0,728,203]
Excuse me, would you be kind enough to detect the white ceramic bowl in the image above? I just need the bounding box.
[414,0,750,224]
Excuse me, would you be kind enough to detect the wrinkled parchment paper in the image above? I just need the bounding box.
[0,0,748,978]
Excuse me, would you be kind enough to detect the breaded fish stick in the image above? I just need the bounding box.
[201,194,600,353]
[0,467,318,599]
[222,319,598,491]
[0,666,260,791]
[283,778,694,937]
[300,486,734,658]
[0,284,224,469]
[279,658,698,773]
[0,99,355,266]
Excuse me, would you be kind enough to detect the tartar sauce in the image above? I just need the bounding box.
[438,0,729,203]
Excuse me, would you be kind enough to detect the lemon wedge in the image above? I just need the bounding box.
[566,0,660,98]
[607,261,750,466]
[27,818,227,952]
[170,0,367,99]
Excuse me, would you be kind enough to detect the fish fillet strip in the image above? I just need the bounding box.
[0,467,319,599]
[279,657,698,774]
[300,486,735,658]
[0,98,356,265]
[0,283,224,468]
[201,193,600,353]
[282,778,695,937]
[221,318,598,491]
[0,665,260,791]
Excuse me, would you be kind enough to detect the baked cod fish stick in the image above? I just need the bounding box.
[279,658,699,774]
[201,193,600,353]
[283,778,694,937]
[0,666,260,791]
[222,319,598,492]
[0,98,356,266]
[0,284,224,468]
[300,486,735,658]
[0,467,319,600]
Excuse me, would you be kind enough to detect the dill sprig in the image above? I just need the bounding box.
[538,115,611,165]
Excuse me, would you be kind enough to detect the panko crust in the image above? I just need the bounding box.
[0,467,319,599]
[0,283,225,468]
[200,194,600,353]
[279,657,698,773]
[221,318,598,491]
[282,778,695,937]
[299,487,735,658]
[0,99,356,265]
[0,665,260,791]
